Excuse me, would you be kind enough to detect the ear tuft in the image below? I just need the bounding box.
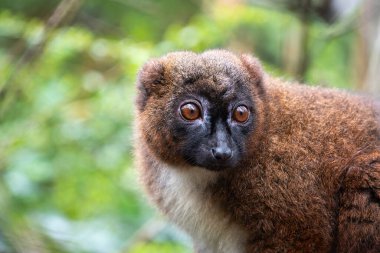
[139,59,165,86]
[136,59,165,111]
[240,54,265,94]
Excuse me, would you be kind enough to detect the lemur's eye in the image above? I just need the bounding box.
[233,105,249,123]
[180,102,201,121]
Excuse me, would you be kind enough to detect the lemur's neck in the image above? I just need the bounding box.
[155,162,247,253]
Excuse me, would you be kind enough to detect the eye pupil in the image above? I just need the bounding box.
[233,105,249,123]
[180,102,201,121]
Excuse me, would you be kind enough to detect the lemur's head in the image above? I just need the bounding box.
[136,50,266,171]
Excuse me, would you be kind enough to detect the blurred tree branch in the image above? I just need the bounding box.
[363,0,380,93]
[248,0,318,81]
[247,0,336,22]
[0,0,83,119]
[366,20,380,92]
[353,0,380,93]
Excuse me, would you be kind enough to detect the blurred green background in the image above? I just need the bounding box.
[0,0,379,252]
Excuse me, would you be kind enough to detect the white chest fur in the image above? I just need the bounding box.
[156,164,247,253]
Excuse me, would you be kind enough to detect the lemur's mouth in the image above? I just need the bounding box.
[197,159,238,172]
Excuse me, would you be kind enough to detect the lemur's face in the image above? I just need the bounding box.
[167,76,255,170]
[136,50,265,171]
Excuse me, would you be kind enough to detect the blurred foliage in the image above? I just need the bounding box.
[0,0,360,252]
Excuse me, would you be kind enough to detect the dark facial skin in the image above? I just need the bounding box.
[137,50,264,171]
[169,80,256,171]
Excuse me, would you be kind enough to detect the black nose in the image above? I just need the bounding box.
[211,147,232,161]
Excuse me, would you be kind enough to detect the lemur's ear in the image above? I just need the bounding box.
[240,54,265,94]
[136,59,166,111]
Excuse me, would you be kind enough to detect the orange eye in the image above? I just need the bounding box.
[233,105,249,123]
[180,102,201,121]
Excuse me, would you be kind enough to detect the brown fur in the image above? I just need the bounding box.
[134,50,380,252]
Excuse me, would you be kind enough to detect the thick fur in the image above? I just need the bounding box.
[134,50,380,252]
